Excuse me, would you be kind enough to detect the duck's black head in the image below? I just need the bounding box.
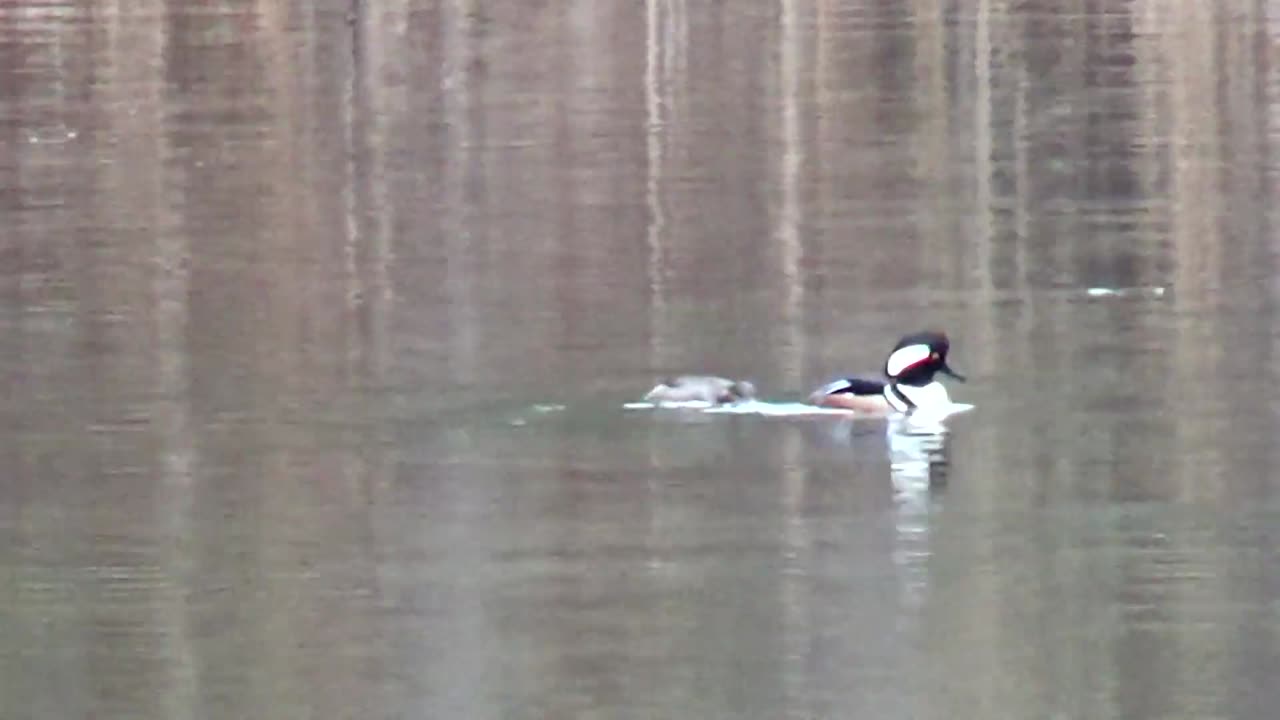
[884,330,965,386]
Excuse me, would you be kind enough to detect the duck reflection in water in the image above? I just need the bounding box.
[886,414,952,610]
[887,414,953,498]
[810,412,954,498]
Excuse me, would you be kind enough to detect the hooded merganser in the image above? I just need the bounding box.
[807,331,965,414]
[644,375,757,405]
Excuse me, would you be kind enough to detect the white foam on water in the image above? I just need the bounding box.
[1085,286,1166,298]
[626,399,975,419]
[625,399,850,415]
[623,400,714,410]
[704,400,858,417]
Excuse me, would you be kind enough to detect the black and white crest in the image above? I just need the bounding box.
[883,330,963,386]
[885,343,933,379]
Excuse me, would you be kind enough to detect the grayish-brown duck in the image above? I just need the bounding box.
[644,375,757,405]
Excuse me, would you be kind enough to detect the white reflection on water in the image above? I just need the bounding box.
[887,415,954,610]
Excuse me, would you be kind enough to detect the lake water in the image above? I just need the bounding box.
[3,2,1280,718]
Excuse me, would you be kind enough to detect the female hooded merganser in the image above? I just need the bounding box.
[808,331,965,414]
[644,375,757,405]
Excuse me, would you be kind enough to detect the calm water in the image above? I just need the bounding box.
[3,1,1280,718]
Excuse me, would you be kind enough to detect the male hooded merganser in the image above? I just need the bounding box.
[644,375,757,405]
[807,331,965,414]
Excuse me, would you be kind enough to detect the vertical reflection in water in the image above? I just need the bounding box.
[1263,2,1280,500]
[352,1,396,391]
[95,4,199,717]
[642,7,672,659]
[776,2,811,717]
[1165,2,1226,502]
[965,0,1004,519]
[666,0,687,97]
[1006,9,1034,399]
[368,5,391,386]
[151,164,197,720]
[911,0,952,293]
[645,0,670,373]
[972,0,994,300]
[342,0,397,642]
[8,5,78,713]
[778,427,813,720]
[350,0,400,545]
[775,0,805,388]
[347,3,409,714]
[425,3,492,716]
[810,0,828,285]
[441,0,480,392]
[886,418,949,612]
[143,22,199,720]
[341,0,367,380]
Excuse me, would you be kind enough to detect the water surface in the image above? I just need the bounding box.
[3,2,1280,718]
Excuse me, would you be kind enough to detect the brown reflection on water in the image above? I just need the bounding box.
[3,1,1280,719]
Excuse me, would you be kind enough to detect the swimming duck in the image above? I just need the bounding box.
[644,375,757,405]
[808,330,965,414]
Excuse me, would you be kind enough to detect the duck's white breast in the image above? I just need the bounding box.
[896,382,951,409]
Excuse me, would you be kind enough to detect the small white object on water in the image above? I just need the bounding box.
[1085,286,1166,298]
[507,403,567,426]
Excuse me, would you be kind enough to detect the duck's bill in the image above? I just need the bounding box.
[940,364,966,382]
